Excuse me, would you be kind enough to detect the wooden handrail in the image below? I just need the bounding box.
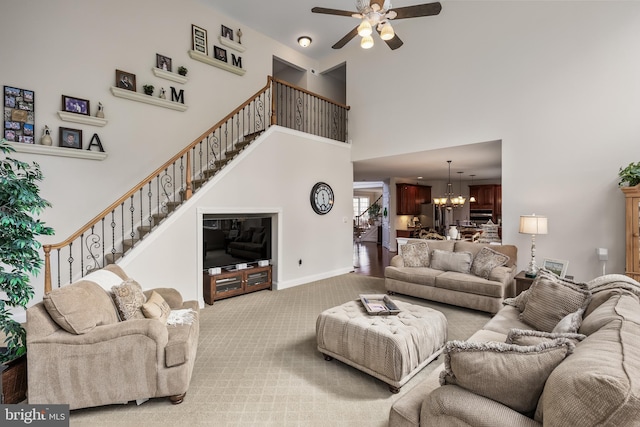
[271,77,351,110]
[43,75,350,293]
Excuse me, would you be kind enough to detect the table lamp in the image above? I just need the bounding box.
[519,214,548,278]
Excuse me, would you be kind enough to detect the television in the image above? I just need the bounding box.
[203,214,272,269]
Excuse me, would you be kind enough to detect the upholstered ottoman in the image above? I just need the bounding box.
[316,299,447,392]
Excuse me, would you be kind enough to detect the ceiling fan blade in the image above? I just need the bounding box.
[332,27,359,49]
[380,31,404,50]
[392,2,442,20]
[311,7,357,17]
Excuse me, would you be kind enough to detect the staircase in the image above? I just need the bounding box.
[43,77,350,293]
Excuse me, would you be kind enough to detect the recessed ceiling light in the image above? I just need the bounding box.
[298,36,312,47]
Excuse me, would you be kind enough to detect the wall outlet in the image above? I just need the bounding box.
[596,248,608,261]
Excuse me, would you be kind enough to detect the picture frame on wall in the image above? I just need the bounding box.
[542,258,569,278]
[115,69,136,92]
[3,85,35,144]
[221,25,234,41]
[59,127,82,149]
[156,53,172,72]
[62,95,90,115]
[214,46,227,62]
[192,24,208,55]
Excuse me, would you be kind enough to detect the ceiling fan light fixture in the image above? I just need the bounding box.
[297,36,312,47]
[357,19,372,37]
[380,21,395,40]
[360,34,374,49]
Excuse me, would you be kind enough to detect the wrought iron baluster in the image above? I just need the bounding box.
[67,242,74,284]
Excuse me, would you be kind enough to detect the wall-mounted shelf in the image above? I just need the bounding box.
[9,142,108,161]
[188,50,246,76]
[218,36,246,53]
[151,67,189,84]
[110,86,188,112]
[57,111,108,127]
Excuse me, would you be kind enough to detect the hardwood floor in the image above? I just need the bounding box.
[353,241,394,278]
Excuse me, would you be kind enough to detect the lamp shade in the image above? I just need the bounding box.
[358,20,372,37]
[360,35,374,49]
[519,215,548,235]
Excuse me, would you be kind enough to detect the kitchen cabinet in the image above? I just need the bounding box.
[470,184,502,222]
[396,184,431,215]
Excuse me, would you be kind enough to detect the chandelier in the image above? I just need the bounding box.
[433,160,465,210]
[355,0,396,49]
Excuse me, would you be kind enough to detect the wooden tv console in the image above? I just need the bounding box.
[203,265,272,304]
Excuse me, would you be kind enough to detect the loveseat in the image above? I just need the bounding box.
[389,271,640,427]
[26,264,199,410]
[386,240,517,314]
[227,226,267,260]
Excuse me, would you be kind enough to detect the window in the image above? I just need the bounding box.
[353,197,370,228]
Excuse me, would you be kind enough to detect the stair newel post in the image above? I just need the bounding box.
[43,245,52,294]
[270,78,277,126]
[185,151,193,200]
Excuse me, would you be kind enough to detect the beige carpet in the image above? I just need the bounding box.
[69,273,490,426]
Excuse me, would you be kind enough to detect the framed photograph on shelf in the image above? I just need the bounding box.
[62,95,90,115]
[192,24,208,55]
[542,258,569,278]
[214,46,227,62]
[59,127,82,149]
[3,85,35,144]
[221,25,234,41]
[115,69,136,91]
[156,53,172,72]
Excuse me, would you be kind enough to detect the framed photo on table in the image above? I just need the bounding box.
[156,53,172,72]
[62,95,90,115]
[59,127,82,149]
[214,46,227,62]
[192,24,208,55]
[542,258,569,278]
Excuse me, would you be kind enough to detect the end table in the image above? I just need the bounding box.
[514,270,535,296]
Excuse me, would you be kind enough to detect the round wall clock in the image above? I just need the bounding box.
[310,182,334,215]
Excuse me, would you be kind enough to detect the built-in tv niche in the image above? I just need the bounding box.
[203,214,273,269]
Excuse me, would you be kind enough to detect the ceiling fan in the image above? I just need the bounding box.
[312,0,442,50]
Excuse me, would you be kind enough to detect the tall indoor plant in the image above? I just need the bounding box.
[0,138,54,363]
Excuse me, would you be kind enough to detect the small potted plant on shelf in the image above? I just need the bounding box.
[177,66,188,76]
[0,138,54,402]
[619,162,640,187]
[143,85,154,96]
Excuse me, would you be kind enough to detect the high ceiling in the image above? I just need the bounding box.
[200,0,447,61]
[200,0,501,183]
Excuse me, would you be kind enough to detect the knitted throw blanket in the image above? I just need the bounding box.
[586,274,640,297]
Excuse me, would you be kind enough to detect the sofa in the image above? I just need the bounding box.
[386,239,518,314]
[389,270,640,427]
[26,264,199,410]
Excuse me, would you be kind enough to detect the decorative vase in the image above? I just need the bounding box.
[40,126,52,146]
[449,226,458,240]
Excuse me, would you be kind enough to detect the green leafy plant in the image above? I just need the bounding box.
[0,139,54,363]
[369,202,381,217]
[619,162,640,187]
[143,85,154,96]
[177,66,188,76]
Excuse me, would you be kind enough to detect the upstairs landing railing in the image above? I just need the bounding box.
[43,76,350,293]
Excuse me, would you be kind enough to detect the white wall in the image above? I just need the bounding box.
[321,1,640,281]
[118,127,354,304]
[0,0,353,308]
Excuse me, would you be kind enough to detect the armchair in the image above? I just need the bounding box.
[26,265,199,410]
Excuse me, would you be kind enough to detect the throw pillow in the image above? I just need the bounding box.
[439,338,575,414]
[43,280,120,334]
[520,270,592,332]
[111,279,146,321]
[401,242,430,267]
[430,250,473,274]
[506,328,587,346]
[470,247,510,279]
[552,308,585,334]
[142,291,171,324]
[502,289,530,312]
